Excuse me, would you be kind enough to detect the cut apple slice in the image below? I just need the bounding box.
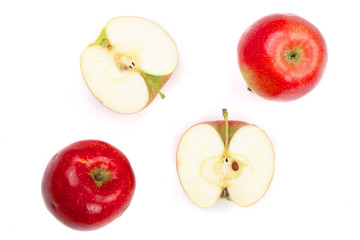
[176,124,225,208]
[80,16,178,114]
[176,109,275,208]
[227,125,275,207]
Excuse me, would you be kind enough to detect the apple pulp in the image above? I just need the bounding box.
[237,14,327,101]
[41,140,136,230]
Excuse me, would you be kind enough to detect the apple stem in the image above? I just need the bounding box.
[94,171,103,181]
[222,108,229,150]
[286,48,301,63]
[91,168,111,187]
[157,89,166,99]
[142,74,166,99]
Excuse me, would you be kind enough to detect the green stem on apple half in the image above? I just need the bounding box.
[221,109,245,174]
[92,29,166,100]
[141,73,166,99]
[220,109,231,200]
[222,108,229,151]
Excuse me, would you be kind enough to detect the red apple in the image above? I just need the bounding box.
[41,140,135,230]
[237,13,327,101]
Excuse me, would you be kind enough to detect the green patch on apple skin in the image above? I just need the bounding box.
[91,27,110,48]
[240,67,251,81]
[213,123,248,150]
[240,66,258,93]
[141,72,168,100]
[241,69,253,86]
[209,109,248,150]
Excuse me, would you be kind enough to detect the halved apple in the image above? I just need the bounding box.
[176,109,275,208]
[80,16,178,114]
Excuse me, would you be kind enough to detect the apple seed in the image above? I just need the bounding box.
[232,161,239,171]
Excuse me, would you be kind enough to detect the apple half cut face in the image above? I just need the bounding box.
[80,16,178,114]
[176,109,275,208]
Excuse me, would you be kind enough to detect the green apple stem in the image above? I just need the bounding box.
[222,108,229,150]
[142,74,166,99]
[155,88,166,99]
[90,168,111,187]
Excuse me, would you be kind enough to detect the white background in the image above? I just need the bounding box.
[1,0,360,239]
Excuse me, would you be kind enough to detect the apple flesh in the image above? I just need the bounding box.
[80,16,178,114]
[237,13,327,101]
[176,109,275,208]
[41,140,136,230]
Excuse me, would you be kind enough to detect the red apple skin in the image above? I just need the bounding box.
[237,14,327,101]
[41,140,135,231]
[206,120,248,143]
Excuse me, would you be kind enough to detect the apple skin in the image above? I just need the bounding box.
[141,72,172,109]
[41,140,135,230]
[205,120,248,146]
[237,13,327,101]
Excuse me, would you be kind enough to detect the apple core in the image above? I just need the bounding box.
[177,109,275,207]
[114,54,137,71]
